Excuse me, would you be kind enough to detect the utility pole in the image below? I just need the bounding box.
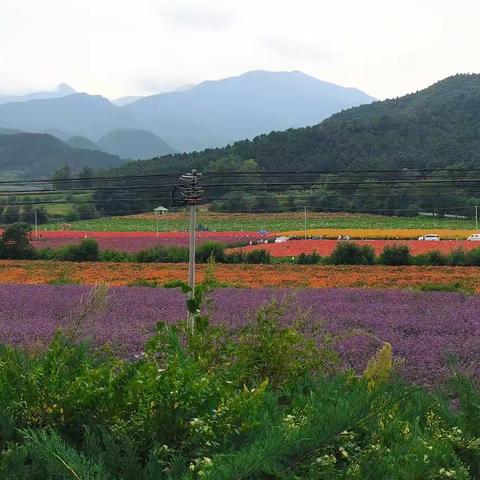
[172,170,203,331]
[34,209,38,238]
[303,206,307,239]
[476,205,478,231]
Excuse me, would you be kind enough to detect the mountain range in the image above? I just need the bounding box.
[110,73,480,176]
[0,70,375,154]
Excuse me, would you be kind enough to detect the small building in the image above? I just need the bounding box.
[153,206,169,216]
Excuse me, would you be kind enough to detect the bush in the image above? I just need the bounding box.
[417,282,473,294]
[51,239,100,262]
[163,279,187,288]
[466,248,480,266]
[195,241,226,263]
[413,250,447,266]
[127,278,158,287]
[329,242,375,265]
[447,248,469,266]
[245,249,271,264]
[99,249,133,262]
[225,251,245,264]
[378,244,412,265]
[135,245,188,263]
[297,251,322,264]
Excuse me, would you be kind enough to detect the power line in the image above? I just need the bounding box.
[3,165,480,187]
[1,177,480,197]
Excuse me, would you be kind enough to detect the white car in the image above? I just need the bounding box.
[274,236,289,243]
[418,234,440,241]
[467,233,480,241]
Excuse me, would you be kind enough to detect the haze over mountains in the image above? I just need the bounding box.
[0,83,75,106]
[0,70,375,155]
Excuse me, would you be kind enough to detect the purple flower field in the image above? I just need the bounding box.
[0,285,479,386]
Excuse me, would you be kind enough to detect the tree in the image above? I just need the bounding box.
[73,203,97,220]
[3,205,19,224]
[52,165,72,190]
[34,206,49,224]
[0,223,34,259]
[20,204,33,223]
[78,165,94,189]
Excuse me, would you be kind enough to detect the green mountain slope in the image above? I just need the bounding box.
[67,135,99,150]
[111,73,480,176]
[97,129,176,159]
[0,133,124,177]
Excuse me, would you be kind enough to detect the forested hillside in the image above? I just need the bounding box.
[93,74,480,217]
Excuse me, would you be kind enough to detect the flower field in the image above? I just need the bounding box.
[229,239,480,257]
[30,230,267,252]
[1,260,479,291]
[44,210,479,233]
[1,284,479,385]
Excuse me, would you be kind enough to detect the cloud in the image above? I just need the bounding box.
[161,3,234,29]
[264,36,338,63]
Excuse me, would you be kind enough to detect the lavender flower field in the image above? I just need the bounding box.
[1,285,479,386]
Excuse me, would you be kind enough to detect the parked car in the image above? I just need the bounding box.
[274,236,289,243]
[467,233,480,241]
[418,234,440,241]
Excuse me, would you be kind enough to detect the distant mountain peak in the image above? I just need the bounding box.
[56,83,75,94]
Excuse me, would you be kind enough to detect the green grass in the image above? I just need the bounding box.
[44,212,478,232]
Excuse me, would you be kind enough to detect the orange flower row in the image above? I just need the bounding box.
[0,260,479,292]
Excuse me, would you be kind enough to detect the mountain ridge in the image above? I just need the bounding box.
[0,83,75,105]
[0,70,375,153]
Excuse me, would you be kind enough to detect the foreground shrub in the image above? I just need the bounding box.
[378,244,412,265]
[0,286,479,478]
[329,241,375,265]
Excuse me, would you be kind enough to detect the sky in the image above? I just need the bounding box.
[0,0,479,100]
